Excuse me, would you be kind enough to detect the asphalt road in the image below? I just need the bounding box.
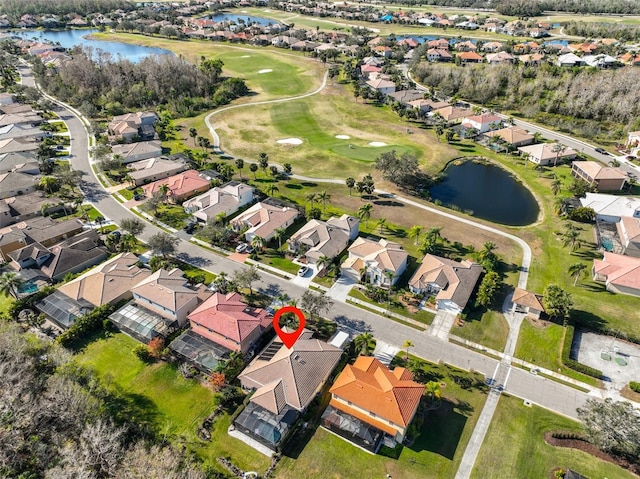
[19,64,594,420]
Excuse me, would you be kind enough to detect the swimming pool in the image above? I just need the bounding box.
[601,238,614,252]
[18,281,38,294]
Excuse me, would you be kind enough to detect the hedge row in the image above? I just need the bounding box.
[630,382,640,394]
[562,325,603,379]
[551,431,587,441]
[56,304,115,348]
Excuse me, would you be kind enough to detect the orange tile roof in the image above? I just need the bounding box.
[329,357,423,427]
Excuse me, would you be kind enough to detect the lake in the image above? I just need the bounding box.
[429,161,539,226]
[209,13,276,27]
[13,29,171,62]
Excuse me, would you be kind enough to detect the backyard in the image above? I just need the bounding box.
[275,356,489,479]
[74,332,271,474]
[471,394,637,479]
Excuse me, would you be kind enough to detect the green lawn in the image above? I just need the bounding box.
[155,204,190,229]
[261,253,300,275]
[455,308,509,352]
[178,261,216,284]
[0,294,14,318]
[348,289,435,325]
[276,356,487,479]
[472,395,636,479]
[75,333,270,473]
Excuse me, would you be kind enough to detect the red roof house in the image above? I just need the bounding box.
[187,292,272,353]
[142,169,210,203]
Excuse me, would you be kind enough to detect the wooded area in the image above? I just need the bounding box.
[32,49,249,117]
[413,62,639,140]
[0,0,133,19]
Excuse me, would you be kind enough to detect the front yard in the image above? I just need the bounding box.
[275,356,488,479]
[471,395,636,479]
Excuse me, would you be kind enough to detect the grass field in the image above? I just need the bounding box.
[214,82,459,177]
[276,357,489,479]
[0,294,13,317]
[92,33,323,99]
[471,395,636,479]
[75,333,271,474]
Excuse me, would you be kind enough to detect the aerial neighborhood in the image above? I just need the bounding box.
[2,0,640,478]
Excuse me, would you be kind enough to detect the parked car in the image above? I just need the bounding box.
[134,193,145,201]
[236,243,248,253]
[298,265,310,277]
[595,147,609,156]
[183,221,198,234]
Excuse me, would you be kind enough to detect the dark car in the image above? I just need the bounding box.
[595,147,609,156]
[134,193,145,201]
[183,221,198,234]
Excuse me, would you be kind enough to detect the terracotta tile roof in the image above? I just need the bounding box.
[594,252,640,291]
[457,51,483,61]
[329,357,423,428]
[617,216,640,243]
[231,201,299,240]
[463,113,502,125]
[431,106,468,121]
[490,126,534,145]
[142,169,210,199]
[346,237,407,273]
[572,161,627,181]
[512,287,544,311]
[188,291,271,345]
[239,334,342,411]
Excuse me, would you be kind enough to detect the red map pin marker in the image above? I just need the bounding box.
[273,305,306,349]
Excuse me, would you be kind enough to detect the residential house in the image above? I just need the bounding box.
[386,89,423,104]
[0,171,39,199]
[109,268,211,343]
[184,181,255,223]
[427,38,449,50]
[365,78,396,95]
[2,191,63,226]
[461,113,502,134]
[557,53,584,67]
[142,169,210,203]
[0,151,38,175]
[517,143,577,166]
[127,155,189,186]
[455,40,477,52]
[482,41,504,53]
[485,51,516,64]
[112,140,163,164]
[288,214,359,264]
[0,93,14,106]
[571,161,627,191]
[187,291,272,354]
[231,201,300,242]
[408,254,482,313]
[0,123,47,142]
[582,54,617,68]
[580,193,640,223]
[426,48,453,62]
[407,99,450,114]
[457,51,483,63]
[360,64,382,80]
[0,138,39,155]
[36,252,150,329]
[341,237,408,286]
[321,356,423,452]
[626,131,640,150]
[0,201,10,228]
[108,111,158,143]
[616,216,640,258]
[429,105,468,124]
[511,288,545,319]
[0,112,43,127]
[593,252,640,297]
[489,126,534,148]
[518,53,544,66]
[38,228,104,276]
[234,330,342,452]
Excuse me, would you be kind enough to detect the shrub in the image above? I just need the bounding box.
[568,206,595,223]
[56,304,115,348]
[133,344,151,362]
[630,381,640,393]
[147,337,165,359]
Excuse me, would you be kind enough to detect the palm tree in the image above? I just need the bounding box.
[551,178,562,196]
[609,158,621,167]
[235,158,245,180]
[265,183,279,197]
[39,176,58,194]
[479,241,497,261]
[353,333,375,356]
[94,215,105,234]
[554,197,567,216]
[562,228,582,254]
[376,218,387,234]
[316,255,332,272]
[346,177,355,195]
[158,183,170,204]
[0,271,23,299]
[120,233,137,253]
[249,163,258,180]
[568,262,587,286]
[425,380,441,404]
[318,190,331,213]
[273,227,286,249]
[552,143,566,167]
[409,225,423,245]
[306,193,318,208]
[258,153,269,176]
[402,339,414,360]
[40,202,52,217]
[357,202,373,228]
[189,127,198,146]
[251,235,265,253]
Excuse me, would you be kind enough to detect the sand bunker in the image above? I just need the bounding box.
[241,9,248,12]
[368,141,387,147]
[335,134,350,139]
[241,55,251,58]
[277,138,303,145]
[258,69,273,74]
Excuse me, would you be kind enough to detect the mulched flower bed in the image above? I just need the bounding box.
[545,432,640,476]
